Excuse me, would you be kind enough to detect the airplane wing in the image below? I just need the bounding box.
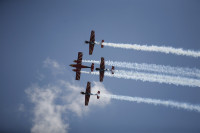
[77,52,83,65]
[75,70,81,80]
[85,82,91,106]
[99,57,105,82]
[89,44,94,55]
[90,30,95,43]
[89,31,95,55]
[100,71,104,82]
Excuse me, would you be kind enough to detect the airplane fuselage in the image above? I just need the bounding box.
[95,68,109,72]
[80,91,96,96]
[85,41,95,45]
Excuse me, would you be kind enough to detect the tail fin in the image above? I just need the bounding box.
[101,40,104,48]
[97,91,100,99]
[111,66,115,74]
[91,63,94,72]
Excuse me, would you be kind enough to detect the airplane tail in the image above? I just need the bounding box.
[91,63,94,72]
[111,66,115,74]
[97,91,100,99]
[101,40,104,48]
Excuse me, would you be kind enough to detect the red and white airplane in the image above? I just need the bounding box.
[80,82,100,106]
[70,52,94,80]
[96,57,115,82]
[85,30,104,55]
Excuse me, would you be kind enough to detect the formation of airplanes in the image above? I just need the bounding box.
[70,30,115,106]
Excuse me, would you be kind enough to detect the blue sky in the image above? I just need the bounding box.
[1,0,200,133]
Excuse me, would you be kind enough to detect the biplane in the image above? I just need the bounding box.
[70,52,94,80]
[85,30,104,55]
[96,57,115,82]
[80,82,100,106]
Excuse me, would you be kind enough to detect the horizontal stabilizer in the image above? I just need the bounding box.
[101,40,104,48]
[111,66,115,74]
[97,91,100,99]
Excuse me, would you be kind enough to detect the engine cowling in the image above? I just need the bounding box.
[85,41,89,44]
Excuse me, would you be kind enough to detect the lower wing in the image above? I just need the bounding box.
[76,71,81,80]
[85,95,90,106]
[100,71,104,82]
[89,44,94,55]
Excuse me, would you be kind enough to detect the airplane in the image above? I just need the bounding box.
[70,52,94,80]
[95,57,115,82]
[85,30,104,55]
[80,82,100,106]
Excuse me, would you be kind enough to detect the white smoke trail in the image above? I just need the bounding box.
[96,42,200,58]
[82,60,200,78]
[101,94,200,113]
[81,70,200,87]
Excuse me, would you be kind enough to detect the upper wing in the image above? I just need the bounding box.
[89,44,94,55]
[100,71,104,82]
[100,57,105,69]
[90,30,95,43]
[85,82,91,106]
[77,52,83,65]
[75,70,81,80]
[89,31,95,55]
[86,82,91,93]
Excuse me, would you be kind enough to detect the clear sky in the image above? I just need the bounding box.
[1,0,200,133]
